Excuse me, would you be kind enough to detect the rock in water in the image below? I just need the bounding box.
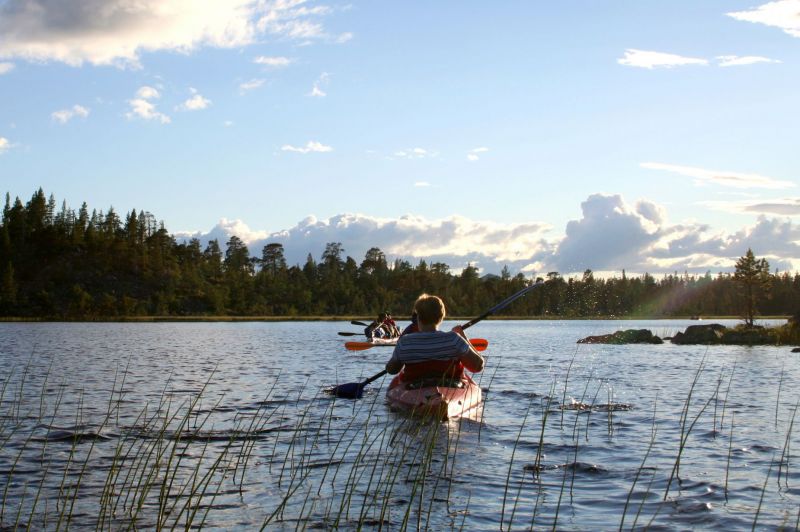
[578,329,663,344]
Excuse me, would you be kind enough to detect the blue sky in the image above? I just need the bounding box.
[1,1,799,276]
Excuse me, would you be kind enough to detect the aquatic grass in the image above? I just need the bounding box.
[663,352,708,500]
[752,454,776,531]
[619,394,659,531]
[725,411,735,500]
[775,356,786,428]
[777,397,799,489]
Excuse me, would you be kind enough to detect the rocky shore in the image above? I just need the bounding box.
[578,322,799,347]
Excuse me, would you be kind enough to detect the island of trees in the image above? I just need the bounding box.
[1,189,797,321]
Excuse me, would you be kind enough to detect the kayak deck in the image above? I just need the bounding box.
[386,376,482,421]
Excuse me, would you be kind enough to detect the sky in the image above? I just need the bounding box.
[1,0,799,277]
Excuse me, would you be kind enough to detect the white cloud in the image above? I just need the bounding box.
[641,162,796,189]
[281,140,333,153]
[701,197,800,216]
[126,86,170,123]
[179,93,211,111]
[51,104,90,124]
[0,0,348,67]
[467,147,489,162]
[176,213,553,275]
[239,78,265,92]
[728,1,800,38]
[0,137,10,153]
[223,120,234,127]
[394,147,436,159]
[336,32,353,43]
[618,49,708,69]
[136,86,160,100]
[0,62,13,74]
[174,194,800,276]
[254,55,293,67]
[414,181,432,187]
[716,55,781,67]
[308,72,329,97]
[553,194,665,272]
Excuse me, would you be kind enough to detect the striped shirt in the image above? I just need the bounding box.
[389,330,471,365]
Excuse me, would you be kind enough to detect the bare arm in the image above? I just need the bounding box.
[451,326,485,373]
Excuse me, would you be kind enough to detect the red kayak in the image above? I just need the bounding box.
[386,375,482,421]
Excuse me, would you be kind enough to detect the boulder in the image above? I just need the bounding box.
[720,328,774,346]
[578,329,663,345]
[792,347,800,353]
[671,324,727,345]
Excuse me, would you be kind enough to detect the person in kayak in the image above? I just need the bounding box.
[400,311,419,336]
[365,312,399,339]
[382,312,401,337]
[385,294,484,383]
[364,312,388,339]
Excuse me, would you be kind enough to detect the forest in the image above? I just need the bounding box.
[1,189,796,320]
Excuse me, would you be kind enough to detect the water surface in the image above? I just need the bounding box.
[1,319,797,530]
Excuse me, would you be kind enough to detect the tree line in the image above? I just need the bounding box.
[1,189,796,320]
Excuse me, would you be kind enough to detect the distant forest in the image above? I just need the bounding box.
[1,188,797,320]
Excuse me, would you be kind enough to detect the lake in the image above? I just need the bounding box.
[1,319,797,530]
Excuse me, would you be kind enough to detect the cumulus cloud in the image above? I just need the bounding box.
[618,49,708,69]
[467,147,489,162]
[554,194,800,273]
[0,62,13,74]
[239,78,265,93]
[51,104,90,124]
[0,0,348,67]
[641,162,796,189]
[176,213,553,275]
[0,137,10,153]
[281,140,332,153]
[253,55,293,67]
[728,1,800,38]
[716,55,781,67]
[126,85,170,123]
[178,90,211,111]
[553,194,665,272]
[174,194,800,276]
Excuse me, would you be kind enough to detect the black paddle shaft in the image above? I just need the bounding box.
[460,280,544,330]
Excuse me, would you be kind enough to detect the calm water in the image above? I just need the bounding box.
[1,320,798,530]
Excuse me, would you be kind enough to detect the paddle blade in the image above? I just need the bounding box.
[345,341,376,351]
[470,338,489,351]
[327,382,364,399]
[338,332,362,336]
[351,320,369,327]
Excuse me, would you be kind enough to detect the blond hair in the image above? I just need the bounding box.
[414,294,446,326]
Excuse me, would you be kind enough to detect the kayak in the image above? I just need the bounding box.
[386,375,482,421]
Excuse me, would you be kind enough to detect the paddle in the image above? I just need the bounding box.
[328,280,544,399]
[338,331,364,336]
[345,338,489,351]
[351,320,370,327]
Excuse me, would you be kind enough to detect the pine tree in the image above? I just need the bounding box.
[733,248,771,327]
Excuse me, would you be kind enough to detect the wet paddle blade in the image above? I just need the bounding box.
[328,382,364,399]
[471,338,489,350]
[344,342,375,351]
